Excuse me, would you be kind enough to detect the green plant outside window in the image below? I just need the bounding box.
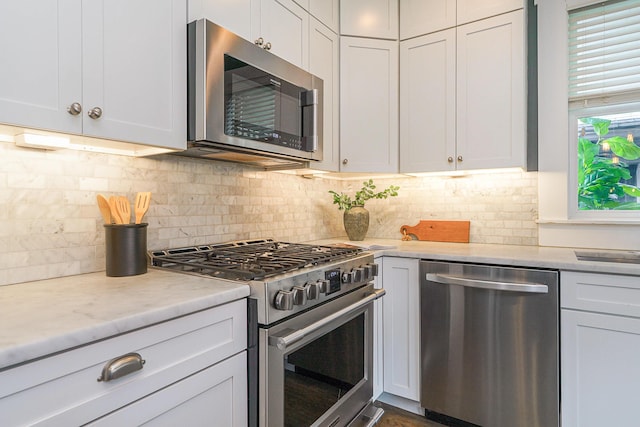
[578,116,640,210]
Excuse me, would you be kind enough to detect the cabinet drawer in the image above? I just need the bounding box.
[561,271,640,317]
[0,299,246,426]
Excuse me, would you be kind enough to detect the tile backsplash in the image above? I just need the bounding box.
[0,141,538,286]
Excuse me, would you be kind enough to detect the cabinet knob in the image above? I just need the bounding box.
[447,156,454,163]
[88,107,103,119]
[67,102,82,116]
[255,37,264,47]
[263,41,272,51]
[457,155,463,162]
[342,158,348,165]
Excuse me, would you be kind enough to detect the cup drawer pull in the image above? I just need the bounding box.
[97,352,146,382]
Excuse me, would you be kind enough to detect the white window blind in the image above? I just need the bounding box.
[568,0,640,101]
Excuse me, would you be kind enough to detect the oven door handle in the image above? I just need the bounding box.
[269,288,386,351]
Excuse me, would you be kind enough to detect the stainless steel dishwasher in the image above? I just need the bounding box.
[419,261,559,427]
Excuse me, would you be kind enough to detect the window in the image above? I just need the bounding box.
[568,0,640,214]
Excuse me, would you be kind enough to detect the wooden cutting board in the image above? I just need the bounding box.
[400,220,470,243]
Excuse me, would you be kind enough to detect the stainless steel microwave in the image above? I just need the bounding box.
[180,19,323,169]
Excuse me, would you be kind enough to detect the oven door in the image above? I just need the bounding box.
[259,284,385,427]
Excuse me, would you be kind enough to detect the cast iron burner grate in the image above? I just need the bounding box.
[149,239,362,281]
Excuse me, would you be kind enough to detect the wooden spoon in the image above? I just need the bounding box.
[135,192,151,224]
[108,196,122,224]
[116,196,131,224]
[96,194,112,224]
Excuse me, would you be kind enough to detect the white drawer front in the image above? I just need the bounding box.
[561,271,640,317]
[0,299,246,426]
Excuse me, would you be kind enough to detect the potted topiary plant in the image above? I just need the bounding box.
[329,179,399,240]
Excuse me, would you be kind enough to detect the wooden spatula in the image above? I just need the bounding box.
[135,192,151,224]
[96,194,112,224]
[108,196,122,224]
[116,196,131,224]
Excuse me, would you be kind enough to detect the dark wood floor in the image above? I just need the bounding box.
[375,401,445,427]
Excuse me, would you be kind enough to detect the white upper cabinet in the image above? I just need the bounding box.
[309,0,339,33]
[251,0,309,69]
[309,18,340,171]
[190,0,309,69]
[457,0,523,25]
[340,0,399,40]
[455,10,525,170]
[401,8,525,173]
[0,0,82,136]
[340,37,399,173]
[188,0,252,39]
[82,0,186,149]
[400,29,456,173]
[400,0,456,40]
[0,0,187,151]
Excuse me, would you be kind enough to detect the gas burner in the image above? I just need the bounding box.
[149,239,363,281]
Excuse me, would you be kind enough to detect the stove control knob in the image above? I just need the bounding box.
[365,263,379,279]
[274,290,293,311]
[307,282,320,300]
[316,279,329,294]
[292,286,308,306]
[343,268,363,283]
[342,271,353,283]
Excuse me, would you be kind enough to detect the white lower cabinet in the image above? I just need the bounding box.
[381,257,420,401]
[88,351,247,426]
[561,271,640,427]
[0,300,247,426]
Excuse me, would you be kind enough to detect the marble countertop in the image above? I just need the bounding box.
[0,269,249,370]
[3,239,639,371]
[310,238,640,276]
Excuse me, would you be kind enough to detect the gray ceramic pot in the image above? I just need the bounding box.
[343,205,369,241]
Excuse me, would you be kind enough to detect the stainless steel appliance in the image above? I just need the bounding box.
[180,19,323,170]
[149,239,384,427]
[419,261,559,427]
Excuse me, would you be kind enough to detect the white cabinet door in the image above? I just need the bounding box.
[456,9,525,170]
[382,257,420,401]
[400,0,456,40]
[562,310,640,427]
[309,18,340,171]
[0,0,186,151]
[340,37,399,173]
[82,0,186,150]
[252,0,309,69]
[0,0,82,135]
[400,29,456,173]
[187,0,252,40]
[88,352,248,426]
[457,0,523,25]
[372,256,384,400]
[309,0,339,33]
[340,0,399,40]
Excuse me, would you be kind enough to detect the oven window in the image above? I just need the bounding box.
[223,55,304,149]
[284,313,365,427]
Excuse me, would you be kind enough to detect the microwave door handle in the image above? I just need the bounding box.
[300,89,318,152]
[268,288,386,351]
[425,273,548,294]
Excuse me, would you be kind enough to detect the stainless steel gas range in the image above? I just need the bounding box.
[149,239,385,427]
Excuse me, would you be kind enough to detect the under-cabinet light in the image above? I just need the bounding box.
[13,131,176,157]
[14,133,71,150]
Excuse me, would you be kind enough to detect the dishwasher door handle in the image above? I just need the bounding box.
[425,273,548,294]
